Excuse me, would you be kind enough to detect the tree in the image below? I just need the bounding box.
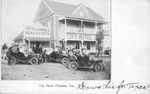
[2,43,8,50]
[96,29,104,57]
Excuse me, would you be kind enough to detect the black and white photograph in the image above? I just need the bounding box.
[1,0,111,80]
[1,0,150,94]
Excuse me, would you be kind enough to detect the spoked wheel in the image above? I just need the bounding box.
[68,61,78,70]
[29,57,38,65]
[38,57,43,64]
[62,57,69,65]
[94,63,104,72]
[10,56,17,65]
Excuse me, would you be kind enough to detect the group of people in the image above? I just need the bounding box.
[65,47,90,66]
[17,44,43,56]
[32,44,43,54]
[6,42,91,65]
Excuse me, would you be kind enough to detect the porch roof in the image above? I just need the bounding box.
[63,15,108,23]
[13,31,56,42]
[25,37,56,42]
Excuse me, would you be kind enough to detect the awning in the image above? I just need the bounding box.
[83,40,97,42]
[25,37,56,42]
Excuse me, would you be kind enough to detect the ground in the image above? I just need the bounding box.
[1,57,111,80]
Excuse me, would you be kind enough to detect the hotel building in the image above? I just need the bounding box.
[14,0,109,53]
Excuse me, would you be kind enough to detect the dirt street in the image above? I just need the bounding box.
[1,57,111,80]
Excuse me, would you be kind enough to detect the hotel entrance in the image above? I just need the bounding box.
[64,41,82,49]
[29,41,51,51]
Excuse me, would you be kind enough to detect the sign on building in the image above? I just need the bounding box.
[67,34,96,41]
[24,26,51,38]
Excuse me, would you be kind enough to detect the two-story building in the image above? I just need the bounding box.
[14,0,109,53]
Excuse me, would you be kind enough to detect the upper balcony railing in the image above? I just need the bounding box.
[65,27,82,33]
[59,27,98,34]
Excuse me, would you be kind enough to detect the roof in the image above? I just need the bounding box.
[13,31,24,41]
[43,0,77,14]
[36,0,105,22]
[25,37,56,42]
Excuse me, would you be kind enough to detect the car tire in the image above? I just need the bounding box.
[10,56,17,65]
[68,61,77,70]
[102,63,105,71]
[62,57,69,65]
[29,57,38,65]
[94,63,103,72]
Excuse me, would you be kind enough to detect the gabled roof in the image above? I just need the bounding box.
[43,0,77,14]
[35,0,105,22]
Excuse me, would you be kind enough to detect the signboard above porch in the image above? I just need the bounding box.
[23,24,51,38]
[65,33,96,41]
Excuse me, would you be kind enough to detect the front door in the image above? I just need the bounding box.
[75,41,80,49]
[36,42,40,50]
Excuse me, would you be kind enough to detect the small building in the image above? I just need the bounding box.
[14,0,109,53]
[13,22,54,50]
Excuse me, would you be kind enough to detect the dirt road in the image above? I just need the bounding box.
[1,57,111,80]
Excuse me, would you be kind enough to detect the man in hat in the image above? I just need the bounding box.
[32,44,37,54]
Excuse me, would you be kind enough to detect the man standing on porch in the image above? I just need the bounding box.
[33,44,37,54]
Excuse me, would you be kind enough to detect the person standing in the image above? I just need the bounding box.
[6,46,13,65]
[33,44,37,54]
[38,43,43,54]
[19,45,28,57]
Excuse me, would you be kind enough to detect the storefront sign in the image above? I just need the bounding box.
[25,26,50,32]
[24,26,51,38]
[67,34,95,41]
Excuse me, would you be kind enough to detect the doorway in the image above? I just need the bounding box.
[75,41,80,49]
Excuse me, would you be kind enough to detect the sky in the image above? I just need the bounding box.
[2,0,110,46]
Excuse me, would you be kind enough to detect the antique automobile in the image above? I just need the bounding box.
[67,50,105,72]
[8,45,43,65]
[46,48,69,65]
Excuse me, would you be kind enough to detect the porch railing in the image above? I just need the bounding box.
[59,27,97,34]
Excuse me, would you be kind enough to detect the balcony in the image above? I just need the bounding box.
[59,18,101,34]
[59,27,97,34]
[65,27,82,33]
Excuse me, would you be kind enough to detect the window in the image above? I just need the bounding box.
[87,42,90,50]
[42,22,48,27]
[48,21,51,28]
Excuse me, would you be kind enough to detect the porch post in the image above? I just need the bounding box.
[81,20,83,33]
[29,40,30,49]
[65,18,66,30]
[81,40,83,48]
[49,41,51,47]
[65,40,67,49]
[23,38,25,45]
[95,22,97,31]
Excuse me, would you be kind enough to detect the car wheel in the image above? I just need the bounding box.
[94,63,103,72]
[68,61,77,70]
[29,57,38,65]
[62,57,69,65]
[102,63,105,71]
[38,57,43,64]
[10,56,17,65]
